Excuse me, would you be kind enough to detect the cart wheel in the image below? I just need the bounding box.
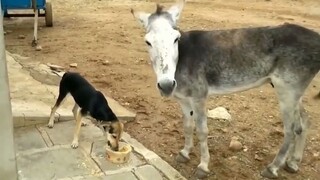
[45,2,53,27]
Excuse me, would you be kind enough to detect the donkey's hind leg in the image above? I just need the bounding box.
[284,102,309,173]
[176,99,195,163]
[261,78,305,178]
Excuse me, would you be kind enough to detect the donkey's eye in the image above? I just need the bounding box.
[145,41,152,47]
[174,37,179,44]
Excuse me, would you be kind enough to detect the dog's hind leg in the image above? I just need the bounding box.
[48,95,67,128]
[48,104,58,128]
[71,108,84,149]
[72,103,87,126]
[48,82,69,128]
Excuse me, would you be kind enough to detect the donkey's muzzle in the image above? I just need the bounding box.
[157,79,176,96]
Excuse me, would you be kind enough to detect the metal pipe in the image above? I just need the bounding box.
[0,1,18,179]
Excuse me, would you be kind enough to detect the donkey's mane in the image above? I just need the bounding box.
[155,4,165,15]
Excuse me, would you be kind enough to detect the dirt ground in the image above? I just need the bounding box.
[4,0,320,179]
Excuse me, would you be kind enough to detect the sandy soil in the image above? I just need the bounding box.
[4,0,320,179]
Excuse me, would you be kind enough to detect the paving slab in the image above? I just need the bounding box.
[65,174,104,180]
[42,121,104,146]
[17,147,100,180]
[134,165,164,180]
[103,171,138,180]
[91,139,145,174]
[14,126,47,152]
[122,133,187,180]
[12,111,25,128]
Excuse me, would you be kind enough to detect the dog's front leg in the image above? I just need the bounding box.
[71,110,83,148]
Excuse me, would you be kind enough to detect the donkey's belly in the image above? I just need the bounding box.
[208,77,270,95]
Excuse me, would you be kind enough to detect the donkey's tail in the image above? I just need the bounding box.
[314,91,320,99]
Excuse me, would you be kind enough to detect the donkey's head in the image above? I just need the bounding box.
[131,0,185,96]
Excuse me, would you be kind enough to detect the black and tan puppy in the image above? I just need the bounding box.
[47,72,123,151]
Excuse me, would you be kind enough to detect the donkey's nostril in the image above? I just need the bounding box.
[157,83,162,90]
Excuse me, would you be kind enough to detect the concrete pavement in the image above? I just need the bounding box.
[7,51,186,180]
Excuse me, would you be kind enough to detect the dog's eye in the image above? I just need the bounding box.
[112,135,117,139]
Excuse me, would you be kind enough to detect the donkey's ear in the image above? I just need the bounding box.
[167,0,185,24]
[131,9,151,29]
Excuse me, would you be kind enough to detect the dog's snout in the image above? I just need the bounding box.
[113,146,119,151]
[157,79,176,96]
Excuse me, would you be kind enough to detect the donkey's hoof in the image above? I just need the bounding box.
[261,167,278,179]
[196,167,210,179]
[176,152,190,163]
[284,161,299,173]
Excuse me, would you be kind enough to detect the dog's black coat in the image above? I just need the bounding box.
[55,72,117,122]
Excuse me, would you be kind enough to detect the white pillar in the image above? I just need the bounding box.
[0,4,18,180]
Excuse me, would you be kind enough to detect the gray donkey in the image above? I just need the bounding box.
[131,0,320,179]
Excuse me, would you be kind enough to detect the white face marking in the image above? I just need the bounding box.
[145,18,181,83]
[132,0,185,96]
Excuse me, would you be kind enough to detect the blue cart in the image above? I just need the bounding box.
[1,0,53,46]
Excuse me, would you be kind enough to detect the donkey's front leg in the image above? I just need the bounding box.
[192,98,210,178]
[176,99,195,163]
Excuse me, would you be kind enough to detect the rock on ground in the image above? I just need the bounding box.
[207,106,232,121]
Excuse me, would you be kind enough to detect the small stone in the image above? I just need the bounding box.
[47,63,64,71]
[313,152,319,157]
[102,60,110,65]
[69,63,78,68]
[35,45,42,51]
[228,156,238,160]
[243,146,248,152]
[207,107,232,121]
[229,138,243,151]
[254,154,263,161]
[18,35,26,39]
[221,128,228,133]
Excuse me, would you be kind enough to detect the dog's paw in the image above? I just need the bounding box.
[81,121,88,126]
[47,123,54,128]
[71,141,79,149]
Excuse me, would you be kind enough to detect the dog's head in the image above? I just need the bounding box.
[93,91,124,151]
[106,121,124,151]
[96,120,124,151]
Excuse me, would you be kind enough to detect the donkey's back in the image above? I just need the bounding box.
[177,23,320,95]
